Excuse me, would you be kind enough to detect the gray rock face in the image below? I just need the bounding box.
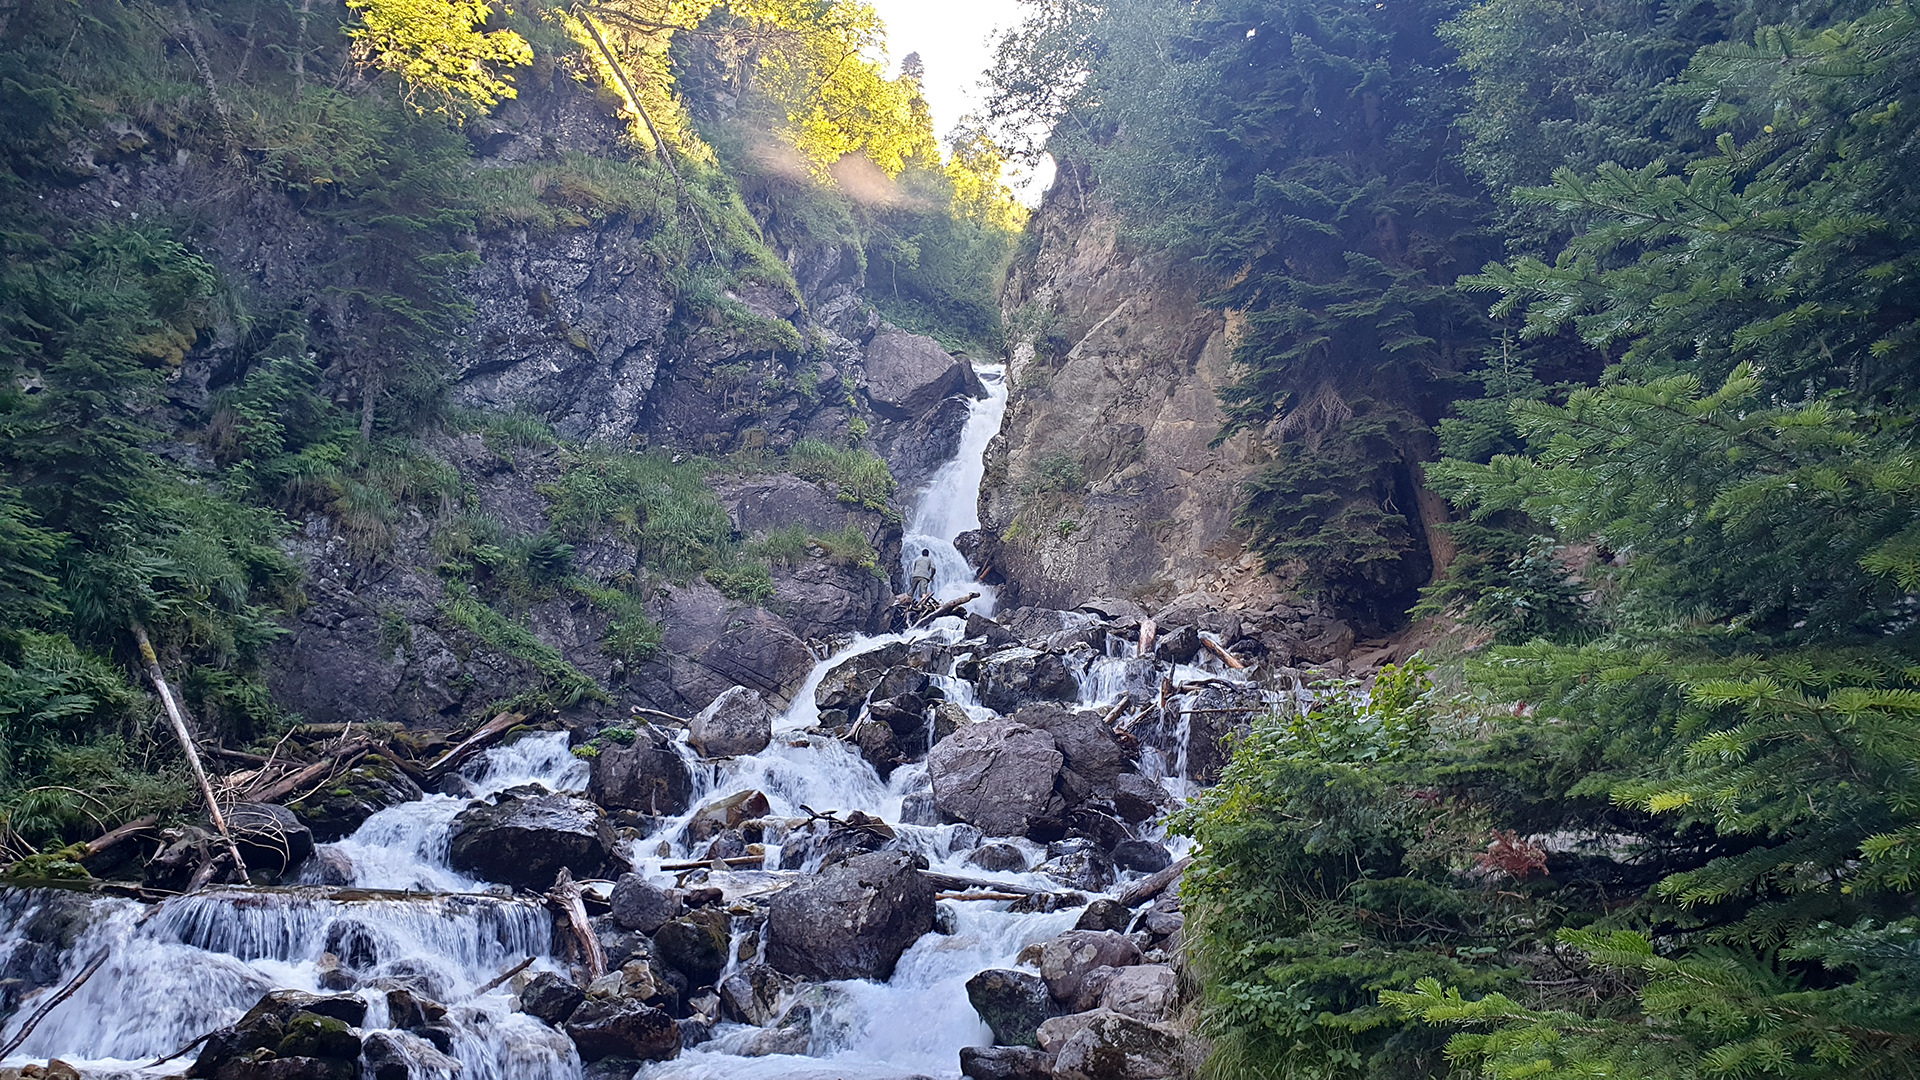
[687,686,772,758]
[1110,774,1173,824]
[1039,931,1142,1004]
[718,962,791,1027]
[814,641,912,711]
[977,649,1078,713]
[965,968,1051,1048]
[609,874,678,934]
[1074,899,1132,933]
[928,719,1063,837]
[228,803,315,878]
[450,227,674,444]
[960,1044,1056,1080]
[764,851,936,981]
[446,787,623,889]
[562,996,681,1062]
[1100,964,1179,1022]
[1051,1009,1184,1080]
[519,971,585,1025]
[587,727,693,818]
[862,329,968,420]
[1036,848,1115,893]
[964,843,1029,874]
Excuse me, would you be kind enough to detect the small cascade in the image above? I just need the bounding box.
[0,734,591,1079]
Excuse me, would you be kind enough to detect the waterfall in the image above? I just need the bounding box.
[901,363,1008,616]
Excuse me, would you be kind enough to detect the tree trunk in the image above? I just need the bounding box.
[132,623,250,885]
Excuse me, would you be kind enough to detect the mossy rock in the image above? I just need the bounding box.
[276,1012,361,1060]
[285,759,425,842]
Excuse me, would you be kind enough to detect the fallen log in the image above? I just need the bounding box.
[134,622,249,886]
[547,868,605,984]
[911,591,982,629]
[468,955,537,999]
[240,739,372,804]
[919,871,1044,897]
[83,815,158,860]
[205,746,273,766]
[1097,696,1132,729]
[936,891,1029,902]
[425,711,524,777]
[0,945,110,1058]
[659,854,765,872]
[1115,856,1192,908]
[629,707,691,727]
[1199,634,1247,670]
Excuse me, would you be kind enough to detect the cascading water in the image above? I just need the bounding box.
[901,364,1008,616]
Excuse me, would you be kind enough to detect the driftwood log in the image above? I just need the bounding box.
[425,711,524,777]
[1199,634,1247,670]
[133,623,249,885]
[241,739,372,804]
[548,868,605,984]
[911,591,982,629]
[1115,856,1192,907]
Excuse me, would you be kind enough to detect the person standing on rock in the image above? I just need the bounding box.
[910,548,937,601]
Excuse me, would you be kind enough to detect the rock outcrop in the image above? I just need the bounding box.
[764,850,936,981]
[446,786,624,888]
[927,719,1063,837]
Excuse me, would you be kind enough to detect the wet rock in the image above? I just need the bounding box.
[765,850,936,981]
[285,759,425,842]
[189,990,367,1080]
[976,649,1077,713]
[653,908,731,988]
[863,328,969,420]
[302,847,355,886]
[1144,892,1184,939]
[361,1030,460,1080]
[609,874,679,934]
[319,919,381,981]
[686,790,770,844]
[1152,624,1200,665]
[1047,805,1131,852]
[1110,774,1172,825]
[588,726,694,818]
[1051,1009,1183,1080]
[562,996,681,1061]
[1100,964,1178,1022]
[1036,841,1114,893]
[447,786,624,889]
[1074,899,1132,933]
[964,843,1028,873]
[1111,839,1173,874]
[717,962,791,1026]
[228,803,315,878]
[814,642,912,711]
[1039,931,1141,1004]
[959,1045,1055,1080]
[383,987,446,1030]
[852,719,903,778]
[519,971,586,1025]
[899,791,941,826]
[1067,964,1118,1012]
[963,612,1018,647]
[740,1002,813,1056]
[965,968,1051,1048]
[687,686,772,758]
[927,719,1062,837]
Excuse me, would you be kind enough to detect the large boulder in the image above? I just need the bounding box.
[189,990,367,1080]
[518,972,584,1025]
[976,649,1078,713]
[1039,931,1141,1004]
[863,328,969,419]
[960,1045,1055,1080]
[447,786,623,889]
[686,686,771,758]
[965,968,1051,1048]
[285,759,425,842]
[928,719,1062,837]
[814,641,912,712]
[1051,1009,1184,1080]
[1009,705,1126,795]
[764,850,936,981]
[227,803,315,878]
[1101,964,1179,1022]
[587,726,693,818]
[561,996,681,1062]
[609,874,678,934]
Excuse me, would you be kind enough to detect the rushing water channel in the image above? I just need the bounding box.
[0,360,1252,1079]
